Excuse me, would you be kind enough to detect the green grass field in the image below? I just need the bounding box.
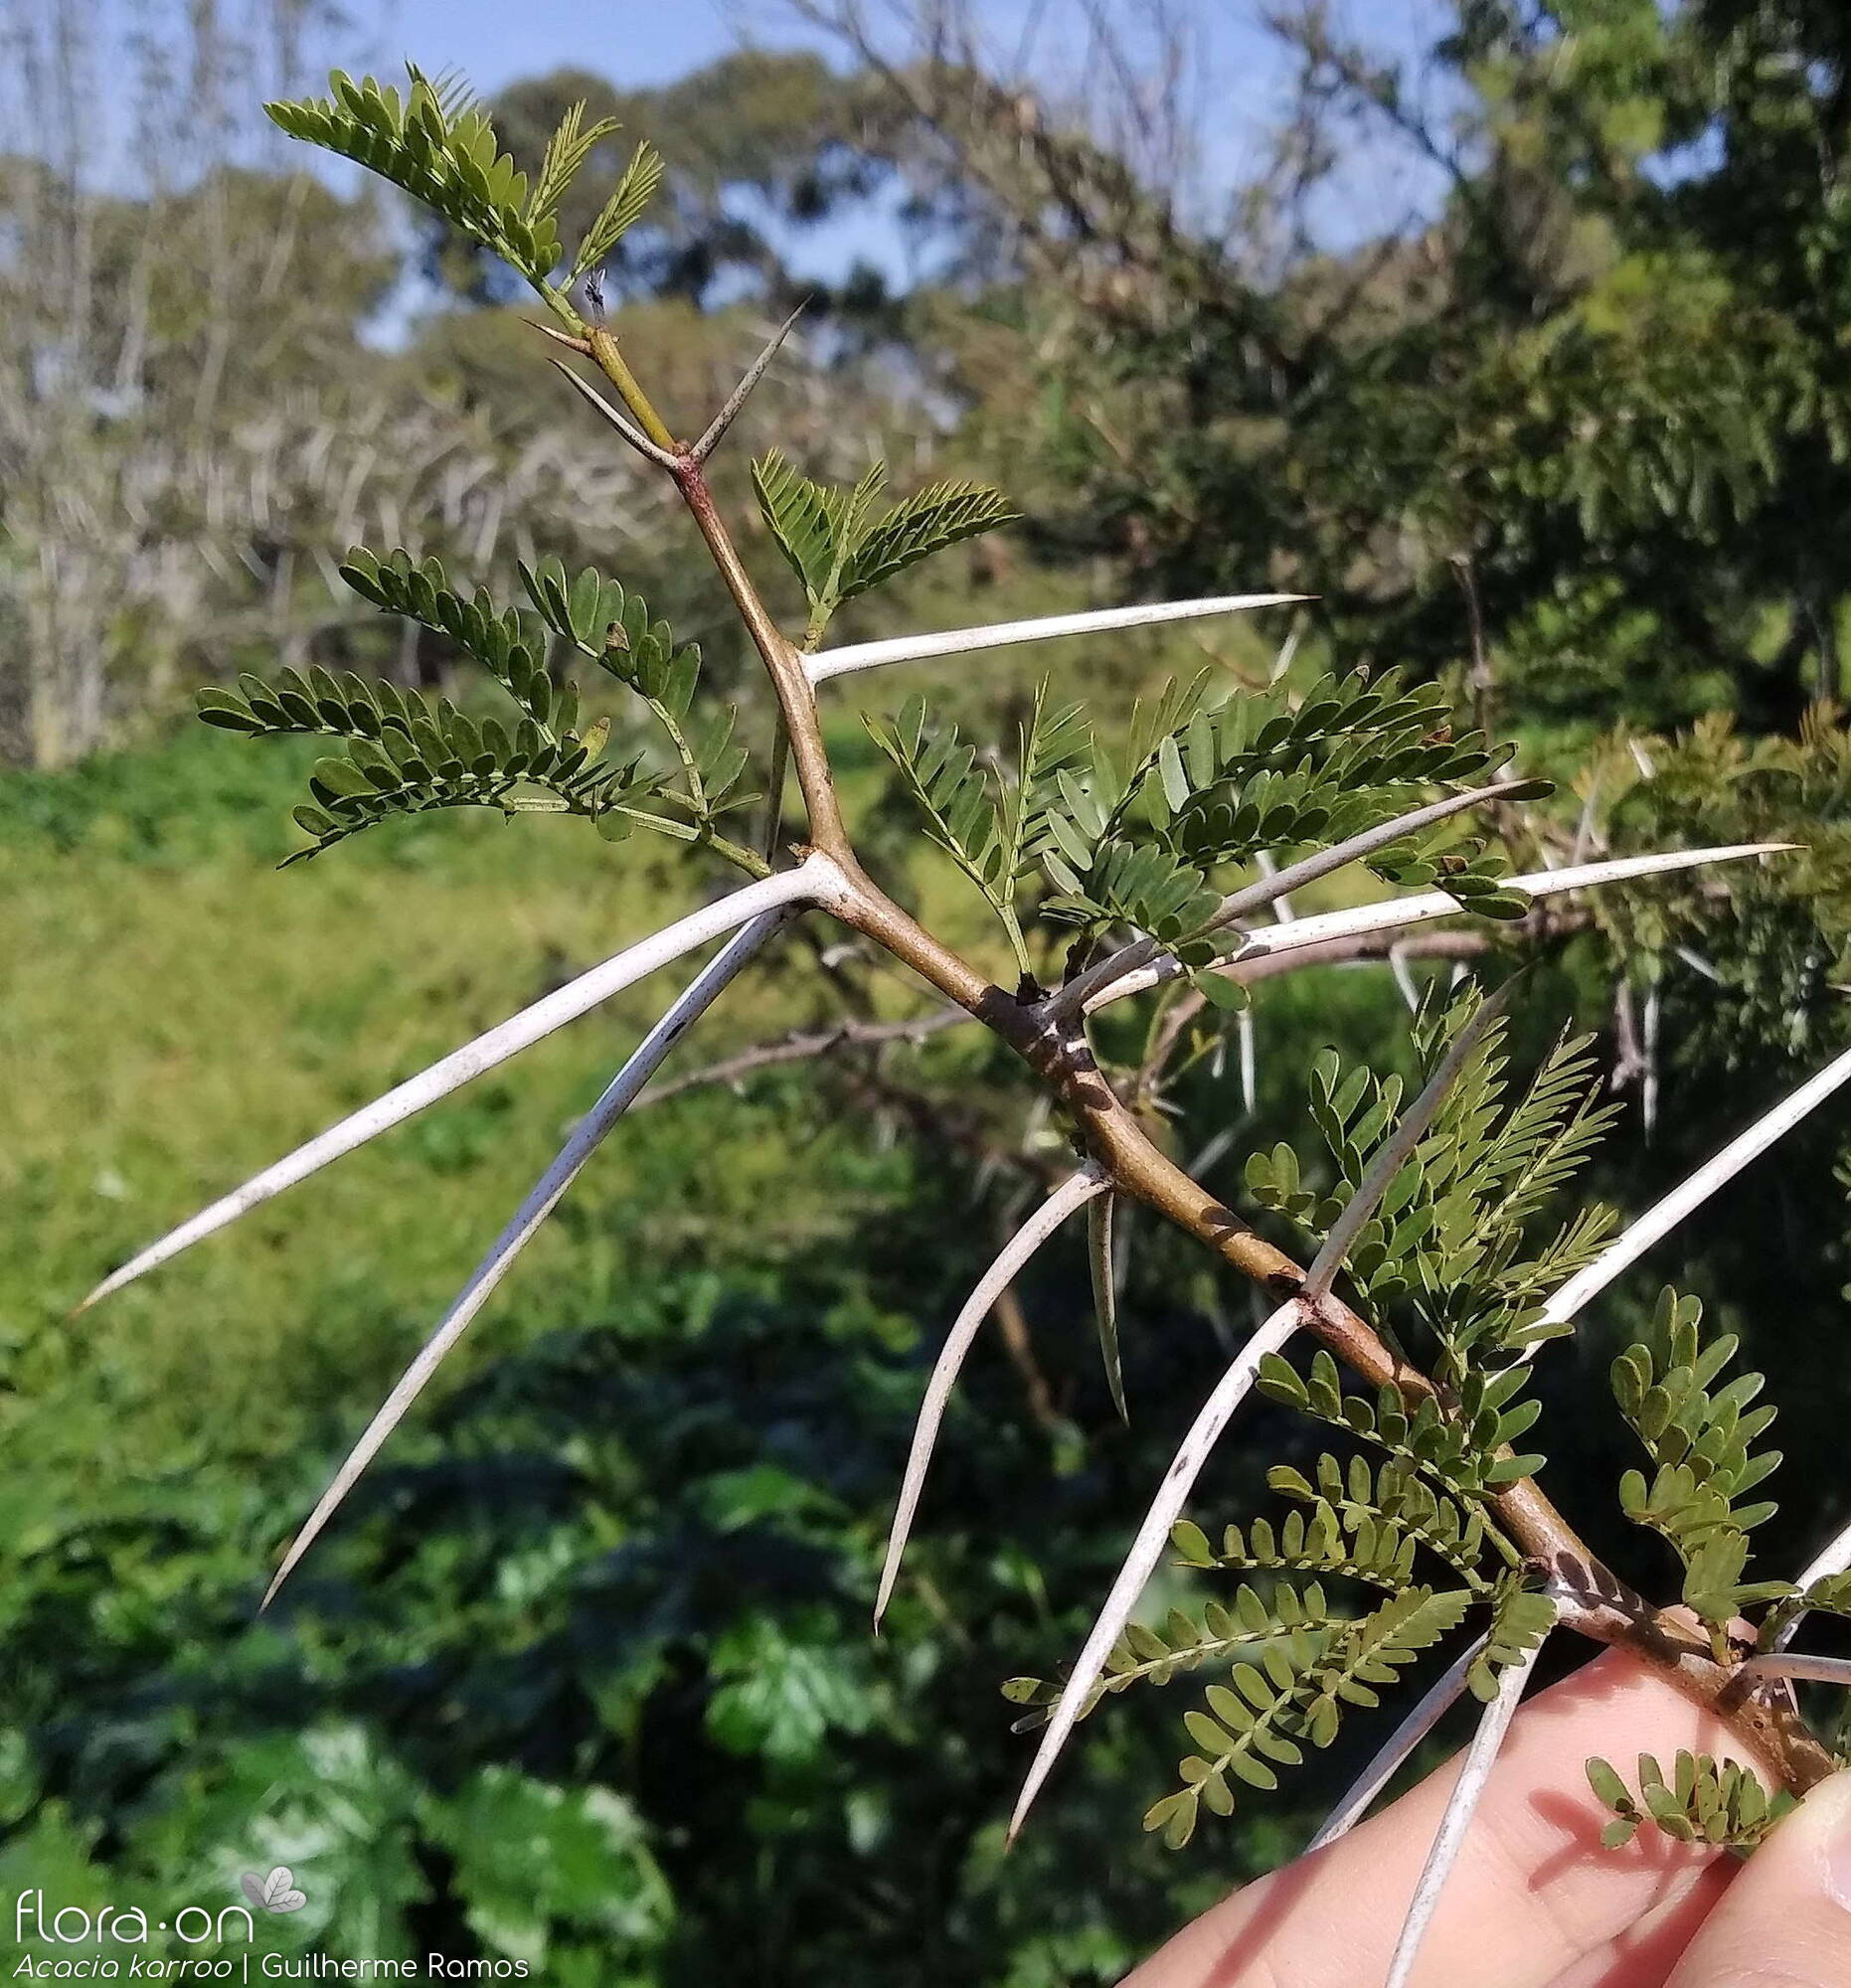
[0,682,1496,1982]
[2,726,899,1472]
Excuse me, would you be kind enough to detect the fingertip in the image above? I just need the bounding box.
[1765,1765,1851,1915]
[1665,1765,1851,1985]
[1805,1769,1851,1914]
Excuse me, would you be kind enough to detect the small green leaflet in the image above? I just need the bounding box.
[866,686,1089,977]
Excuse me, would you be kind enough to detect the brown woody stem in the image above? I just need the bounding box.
[579,328,1839,1801]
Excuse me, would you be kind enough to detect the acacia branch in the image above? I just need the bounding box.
[571,308,1838,1803]
[644,927,1496,1117]
[1003,1019,1836,1793]
[1010,987,1515,1834]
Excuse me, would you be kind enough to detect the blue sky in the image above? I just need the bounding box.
[344,0,1451,264]
[364,0,812,101]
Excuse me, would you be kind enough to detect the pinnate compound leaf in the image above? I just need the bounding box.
[752,451,1014,630]
[1585,1750,1785,1856]
[838,481,1021,600]
[268,67,556,282]
[1143,1585,1470,1846]
[572,140,664,278]
[1466,1576,1560,1702]
[1611,1286,1789,1632]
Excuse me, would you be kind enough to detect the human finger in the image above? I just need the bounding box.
[1124,1651,1775,1988]
[1662,1768,1851,1987]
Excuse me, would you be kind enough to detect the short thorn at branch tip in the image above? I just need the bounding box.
[524,317,591,355]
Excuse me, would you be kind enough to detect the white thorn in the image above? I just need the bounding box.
[1775,1531,1851,1650]
[691,300,807,463]
[549,359,681,467]
[874,1168,1107,1628]
[1081,845,1796,1015]
[1530,1036,1851,1347]
[1214,780,1549,934]
[79,862,828,1310]
[1385,1616,1554,1988]
[1740,1651,1851,1687]
[1062,780,1548,1018]
[1006,1298,1306,1843]
[807,594,1306,684]
[1302,981,1512,1302]
[260,911,789,1608]
[1307,1634,1487,1851]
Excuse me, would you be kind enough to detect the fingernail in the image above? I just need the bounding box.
[1817,1774,1851,1911]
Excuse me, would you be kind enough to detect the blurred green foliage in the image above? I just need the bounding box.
[0,734,1291,1979]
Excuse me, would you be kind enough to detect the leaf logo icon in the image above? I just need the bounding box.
[240,1867,307,1913]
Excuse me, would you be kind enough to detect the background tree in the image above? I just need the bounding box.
[434,53,885,308]
[786,0,1851,737]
